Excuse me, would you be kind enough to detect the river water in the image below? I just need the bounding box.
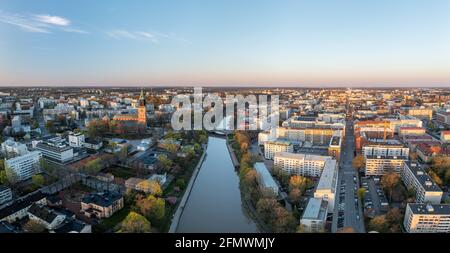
[176,137,258,233]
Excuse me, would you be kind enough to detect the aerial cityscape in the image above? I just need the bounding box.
[0,0,449,238]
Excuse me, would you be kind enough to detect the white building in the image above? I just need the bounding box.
[300,198,328,232]
[274,152,330,177]
[5,151,42,182]
[0,186,12,205]
[36,137,73,164]
[264,141,293,160]
[404,203,450,233]
[1,139,28,157]
[254,162,279,195]
[362,143,409,158]
[68,132,85,148]
[401,162,443,204]
[364,155,407,176]
[314,158,338,213]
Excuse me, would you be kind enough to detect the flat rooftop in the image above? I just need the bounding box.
[316,158,337,191]
[404,162,442,192]
[302,197,328,220]
[254,162,278,191]
[408,203,450,215]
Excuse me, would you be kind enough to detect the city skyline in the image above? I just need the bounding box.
[1,0,450,87]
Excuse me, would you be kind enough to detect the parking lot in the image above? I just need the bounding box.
[360,176,388,218]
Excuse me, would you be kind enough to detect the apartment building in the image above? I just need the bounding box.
[264,140,293,160]
[300,198,328,232]
[5,151,42,182]
[401,162,443,204]
[399,127,426,137]
[0,186,12,205]
[274,152,329,177]
[404,203,450,233]
[364,155,407,176]
[362,142,409,158]
[254,162,279,196]
[408,108,433,120]
[81,191,124,219]
[36,136,74,164]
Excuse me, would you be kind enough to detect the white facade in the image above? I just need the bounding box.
[36,138,74,164]
[300,198,328,232]
[401,162,443,204]
[314,158,338,213]
[0,187,12,205]
[1,139,28,157]
[362,145,409,158]
[274,152,328,177]
[68,132,85,148]
[264,141,293,160]
[254,162,279,195]
[404,204,450,233]
[364,155,407,176]
[5,151,42,182]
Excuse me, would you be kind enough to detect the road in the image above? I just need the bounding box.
[332,119,366,233]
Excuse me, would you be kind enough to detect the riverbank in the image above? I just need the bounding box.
[168,148,207,233]
[226,135,269,233]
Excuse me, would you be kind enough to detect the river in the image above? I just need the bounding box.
[176,137,259,233]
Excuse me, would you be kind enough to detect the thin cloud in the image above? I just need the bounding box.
[107,30,159,43]
[0,10,87,34]
[107,29,189,44]
[62,27,89,34]
[34,14,70,26]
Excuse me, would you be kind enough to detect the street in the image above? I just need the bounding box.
[332,119,366,233]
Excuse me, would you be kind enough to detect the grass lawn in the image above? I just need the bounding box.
[104,166,135,179]
[95,206,131,232]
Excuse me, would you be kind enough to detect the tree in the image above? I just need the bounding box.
[289,175,310,193]
[157,155,173,171]
[381,172,401,202]
[40,159,56,176]
[0,170,7,185]
[175,178,186,189]
[83,158,103,174]
[428,171,443,186]
[272,206,297,233]
[386,208,402,225]
[357,187,366,201]
[289,188,302,205]
[118,146,128,162]
[368,215,389,233]
[193,143,202,154]
[23,219,46,233]
[32,174,45,188]
[4,164,18,184]
[409,152,418,161]
[256,198,278,223]
[120,211,151,233]
[135,195,165,223]
[352,155,365,171]
[337,227,355,233]
[137,180,162,196]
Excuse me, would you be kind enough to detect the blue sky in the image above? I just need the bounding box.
[0,0,449,87]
